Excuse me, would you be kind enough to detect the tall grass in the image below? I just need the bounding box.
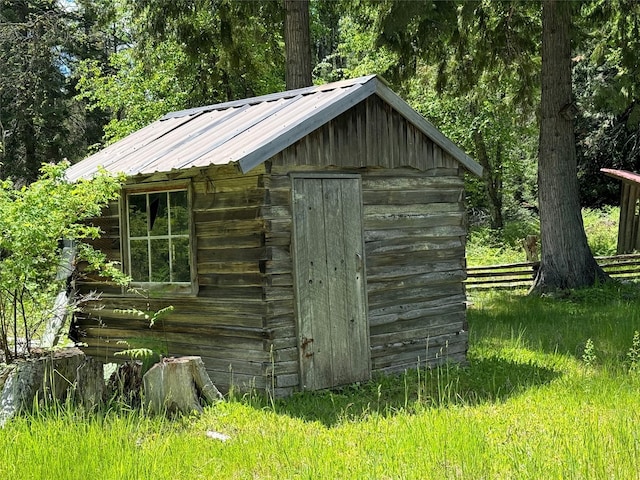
[467,206,621,266]
[2,282,640,479]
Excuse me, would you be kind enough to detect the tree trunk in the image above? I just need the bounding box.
[284,0,312,89]
[473,129,504,229]
[531,0,607,293]
[143,356,223,416]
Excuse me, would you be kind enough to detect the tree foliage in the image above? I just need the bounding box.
[132,0,284,102]
[0,0,116,182]
[0,162,126,360]
[367,1,540,229]
[77,42,192,143]
[575,0,640,206]
[76,0,287,142]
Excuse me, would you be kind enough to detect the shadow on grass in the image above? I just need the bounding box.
[268,356,560,427]
[241,283,640,427]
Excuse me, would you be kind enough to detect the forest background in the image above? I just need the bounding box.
[1,0,639,257]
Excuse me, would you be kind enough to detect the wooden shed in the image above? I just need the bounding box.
[66,75,482,396]
[601,168,640,254]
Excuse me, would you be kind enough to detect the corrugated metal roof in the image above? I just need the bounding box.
[601,168,640,185]
[66,75,482,182]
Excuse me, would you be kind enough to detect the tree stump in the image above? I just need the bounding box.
[106,361,144,408]
[0,348,104,426]
[143,356,223,416]
[522,235,540,262]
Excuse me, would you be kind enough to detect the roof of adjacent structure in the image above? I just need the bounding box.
[66,75,483,182]
[601,168,640,185]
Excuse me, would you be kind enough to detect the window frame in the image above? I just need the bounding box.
[120,181,198,296]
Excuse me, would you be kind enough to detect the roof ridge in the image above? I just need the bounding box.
[161,75,378,121]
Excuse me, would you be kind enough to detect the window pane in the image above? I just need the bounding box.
[130,240,149,282]
[128,194,147,237]
[150,239,170,282]
[172,237,190,282]
[170,191,189,235]
[149,192,168,236]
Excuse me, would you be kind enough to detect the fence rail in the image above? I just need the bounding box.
[466,254,640,290]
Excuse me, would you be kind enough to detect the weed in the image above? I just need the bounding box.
[582,338,597,367]
[113,305,173,373]
[627,331,640,373]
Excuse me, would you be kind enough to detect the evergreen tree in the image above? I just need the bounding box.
[0,0,114,182]
[532,0,607,291]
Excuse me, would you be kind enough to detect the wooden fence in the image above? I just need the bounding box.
[466,254,640,290]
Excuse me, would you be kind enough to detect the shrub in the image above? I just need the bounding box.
[583,207,619,256]
[0,161,126,361]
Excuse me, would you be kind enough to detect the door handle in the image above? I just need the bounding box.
[356,252,363,272]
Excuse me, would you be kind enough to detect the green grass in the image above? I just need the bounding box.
[467,206,620,266]
[2,283,640,479]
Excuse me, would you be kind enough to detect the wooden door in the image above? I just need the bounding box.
[292,175,370,390]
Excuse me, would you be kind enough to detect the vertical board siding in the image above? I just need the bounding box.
[272,96,459,172]
[292,177,370,390]
[617,182,640,254]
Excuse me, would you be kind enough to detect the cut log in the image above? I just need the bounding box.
[143,356,223,416]
[0,348,104,426]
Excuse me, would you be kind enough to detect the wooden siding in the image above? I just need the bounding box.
[74,164,274,393]
[263,165,468,387]
[292,176,370,390]
[271,96,460,173]
[362,170,468,371]
[267,94,468,383]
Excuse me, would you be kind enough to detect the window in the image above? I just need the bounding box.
[126,189,192,288]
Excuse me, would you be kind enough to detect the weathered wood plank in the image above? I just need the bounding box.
[368,283,465,309]
[196,219,264,237]
[266,299,295,317]
[209,370,267,392]
[363,189,463,205]
[370,311,465,341]
[364,203,463,216]
[366,259,465,281]
[368,292,467,320]
[197,262,262,275]
[370,331,468,364]
[373,350,468,373]
[363,212,464,230]
[81,333,269,356]
[367,270,466,293]
[197,233,264,249]
[292,177,326,390]
[363,226,466,242]
[361,175,464,190]
[366,237,464,256]
[192,189,266,211]
[194,207,262,223]
[198,246,265,263]
[369,301,465,328]
[365,247,466,268]
[197,285,264,299]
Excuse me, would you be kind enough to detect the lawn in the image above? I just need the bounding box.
[2,282,640,479]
